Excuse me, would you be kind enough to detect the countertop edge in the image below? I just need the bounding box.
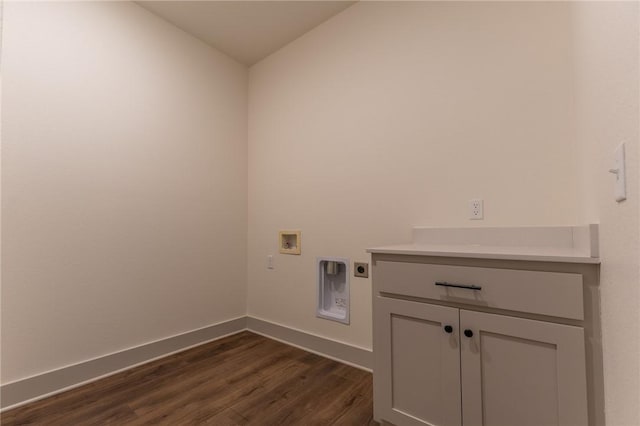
[366,247,601,264]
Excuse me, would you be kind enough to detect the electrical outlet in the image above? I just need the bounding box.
[469,199,484,220]
[267,255,274,269]
[354,262,369,278]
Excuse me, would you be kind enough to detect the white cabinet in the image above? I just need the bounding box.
[372,260,595,426]
[375,298,461,426]
[460,310,587,426]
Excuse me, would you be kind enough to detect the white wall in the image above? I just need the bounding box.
[248,2,580,350]
[1,2,248,384]
[3,3,638,422]
[572,3,640,425]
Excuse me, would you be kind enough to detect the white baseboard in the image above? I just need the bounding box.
[0,317,247,411]
[1,315,373,411]
[246,316,372,371]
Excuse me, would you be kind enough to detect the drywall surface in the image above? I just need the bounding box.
[1,2,248,384]
[572,3,640,424]
[248,2,580,349]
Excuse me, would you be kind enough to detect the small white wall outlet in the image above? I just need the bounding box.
[469,199,484,220]
[267,255,274,269]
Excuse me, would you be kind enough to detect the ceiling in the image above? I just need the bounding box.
[137,1,357,66]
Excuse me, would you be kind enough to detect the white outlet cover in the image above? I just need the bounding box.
[469,198,484,220]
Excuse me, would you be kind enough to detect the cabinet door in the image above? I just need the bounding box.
[460,310,587,426]
[374,297,461,426]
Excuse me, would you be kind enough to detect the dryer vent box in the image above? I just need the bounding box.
[317,257,350,324]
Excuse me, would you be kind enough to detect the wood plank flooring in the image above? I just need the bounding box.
[1,331,374,425]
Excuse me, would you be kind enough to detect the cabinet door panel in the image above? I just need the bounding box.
[460,310,587,426]
[374,297,461,426]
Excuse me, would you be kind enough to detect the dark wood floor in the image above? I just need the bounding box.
[1,331,374,425]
